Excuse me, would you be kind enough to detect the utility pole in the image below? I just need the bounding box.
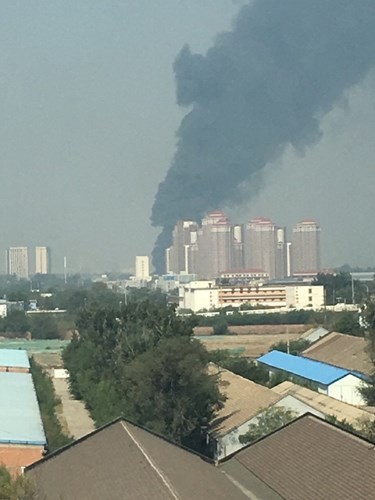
[351,274,355,305]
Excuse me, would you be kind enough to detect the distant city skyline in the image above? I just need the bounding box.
[0,3,374,273]
[166,212,322,280]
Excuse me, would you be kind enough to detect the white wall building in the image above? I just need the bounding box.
[285,284,325,309]
[6,247,29,279]
[179,281,219,312]
[135,256,151,280]
[35,246,51,274]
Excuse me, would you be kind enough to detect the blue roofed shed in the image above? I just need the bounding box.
[0,372,46,445]
[0,349,30,372]
[258,350,368,406]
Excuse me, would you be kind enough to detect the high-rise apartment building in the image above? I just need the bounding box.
[6,247,29,279]
[244,217,277,279]
[291,220,321,274]
[275,227,288,279]
[166,220,198,274]
[195,211,233,279]
[135,256,150,280]
[35,246,51,274]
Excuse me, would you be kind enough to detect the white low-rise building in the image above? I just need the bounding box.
[179,281,219,312]
[258,350,368,406]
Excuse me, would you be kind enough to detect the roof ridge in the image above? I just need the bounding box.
[120,421,180,499]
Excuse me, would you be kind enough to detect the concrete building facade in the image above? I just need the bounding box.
[35,246,51,274]
[135,256,150,280]
[6,247,29,279]
[245,218,277,279]
[292,220,321,275]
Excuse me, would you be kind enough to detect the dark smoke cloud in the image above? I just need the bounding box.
[151,0,375,273]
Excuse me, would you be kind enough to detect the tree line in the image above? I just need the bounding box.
[63,300,224,452]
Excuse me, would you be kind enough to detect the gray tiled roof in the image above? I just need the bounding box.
[26,418,254,499]
[223,413,375,500]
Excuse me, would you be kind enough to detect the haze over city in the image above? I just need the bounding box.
[1,1,375,273]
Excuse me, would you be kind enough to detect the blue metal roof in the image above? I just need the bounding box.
[258,350,351,386]
[0,372,46,445]
[0,349,30,369]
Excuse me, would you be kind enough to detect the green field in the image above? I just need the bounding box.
[0,338,70,353]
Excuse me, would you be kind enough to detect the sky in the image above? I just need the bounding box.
[0,1,374,273]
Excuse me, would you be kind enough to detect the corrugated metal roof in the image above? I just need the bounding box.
[258,350,351,385]
[0,372,46,445]
[0,349,30,369]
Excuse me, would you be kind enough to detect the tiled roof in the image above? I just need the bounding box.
[208,364,281,437]
[26,419,251,500]
[272,381,374,429]
[223,414,375,500]
[302,332,372,375]
[258,350,352,385]
[0,445,44,475]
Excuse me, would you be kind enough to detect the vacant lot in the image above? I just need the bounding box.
[197,332,303,358]
[194,324,309,336]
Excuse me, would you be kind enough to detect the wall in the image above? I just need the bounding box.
[328,374,367,406]
[179,281,219,312]
[285,285,325,309]
[212,396,324,460]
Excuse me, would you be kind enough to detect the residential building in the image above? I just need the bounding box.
[207,364,323,460]
[195,211,233,279]
[166,220,198,274]
[26,418,250,500]
[134,256,151,280]
[275,227,288,279]
[219,269,269,281]
[179,281,219,312]
[220,413,375,499]
[219,283,324,310]
[302,332,372,375]
[291,219,321,275]
[285,284,325,309]
[6,247,29,279]
[231,224,244,270]
[258,350,368,406]
[244,217,277,279]
[272,381,374,431]
[35,246,51,274]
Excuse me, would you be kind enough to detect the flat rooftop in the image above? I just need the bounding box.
[0,349,30,369]
[0,372,46,446]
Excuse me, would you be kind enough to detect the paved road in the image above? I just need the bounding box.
[52,378,95,439]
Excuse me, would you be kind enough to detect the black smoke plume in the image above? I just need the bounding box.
[151,0,375,273]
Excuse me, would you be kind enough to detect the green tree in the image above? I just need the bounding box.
[212,317,229,335]
[359,303,375,405]
[30,358,72,451]
[0,466,37,500]
[208,350,269,385]
[120,337,223,448]
[28,314,61,339]
[239,406,297,444]
[63,301,223,451]
[333,312,363,336]
[270,338,310,355]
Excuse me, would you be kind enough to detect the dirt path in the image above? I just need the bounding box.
[53,378,95,440]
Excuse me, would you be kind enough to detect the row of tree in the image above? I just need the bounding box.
[63,300,224,451]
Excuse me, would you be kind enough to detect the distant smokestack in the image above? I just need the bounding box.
[150,0,375,273]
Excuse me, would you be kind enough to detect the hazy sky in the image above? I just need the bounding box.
[1,1,374,273]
